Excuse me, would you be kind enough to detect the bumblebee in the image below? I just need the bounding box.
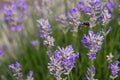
[78,21,90,29]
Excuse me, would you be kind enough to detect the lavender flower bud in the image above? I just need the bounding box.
[26,71,34,80]
[8,62,23,80]
[47,50,52,56]
[84,65,97,80]
[37,19,52,38]
[106,52,114,63]
[108,61,120,79]
[44,36,55,48]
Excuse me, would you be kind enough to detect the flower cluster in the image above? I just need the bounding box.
[8,62,23,80]
[8,62,34,80]
[84,65,97,80]
[56,0,114,33]
[37,18,54,49]
[106,53,120,79]
[55,8,81,33]
[3,0,27,32]
[48,45,79,80]
[82,30,104,60]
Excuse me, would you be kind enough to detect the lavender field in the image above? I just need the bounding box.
[0,0,120,80]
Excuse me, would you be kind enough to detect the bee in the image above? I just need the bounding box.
[78,21,90,29]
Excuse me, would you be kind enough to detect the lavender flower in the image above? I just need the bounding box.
[33,0,52,18]
[55,14,70,34]
[84,65,97,80]
[99,7,112,25]
[106,53,120,79]
[82,30,104,60]
[37,19,52,39]
[48,45,79,80]
[55,14,68,26]
[77,0,85,12]
[47,50,52,56]
[16,0,27,14]
[3,2,24,32]
[83,0,102,28]
[26,71,34,80]
[67,7,81,32]
[30,40,40,49]
[108,61,120,79]
[8,62,23,80]
[44,36,55,49]
[106,0,114,12]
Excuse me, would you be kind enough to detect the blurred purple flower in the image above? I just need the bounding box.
[8,62,23,80]
[77,0,85,12]
[89,53,96,60]
[3,1,24,32]
[108,61,120,79]
[16,0,27,14]
[107,0,114,12]
[30,40,40,49]
[47,50,52,56]
[26,71,34,80]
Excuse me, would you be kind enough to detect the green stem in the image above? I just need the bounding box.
[64,0,68,14]
[68,74,71,80]
[65,33,67,46]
